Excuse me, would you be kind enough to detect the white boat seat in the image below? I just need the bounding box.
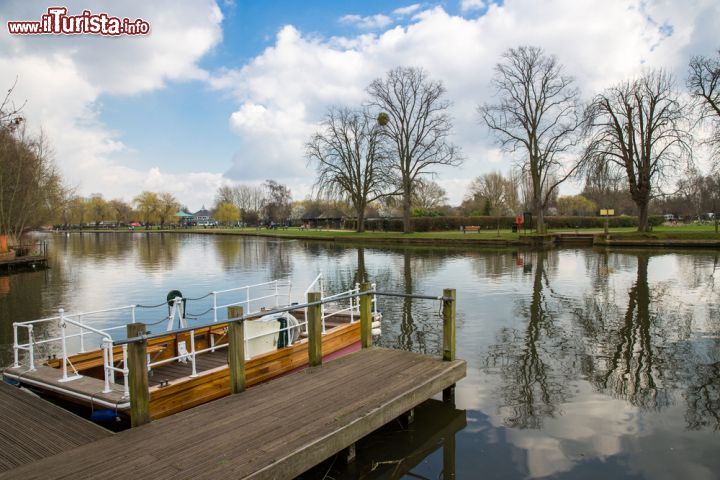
[177,340,190,363]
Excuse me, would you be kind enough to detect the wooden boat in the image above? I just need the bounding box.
[4,277,380,422]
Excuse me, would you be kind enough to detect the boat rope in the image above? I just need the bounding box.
[145,317,173,326]
[135,301,168,309]
[184,307,214,319]
[183,292,213,301]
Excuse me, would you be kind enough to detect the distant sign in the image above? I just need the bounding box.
[600,209,615,216]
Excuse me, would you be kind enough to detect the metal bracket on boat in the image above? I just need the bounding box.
[166,290,187,331]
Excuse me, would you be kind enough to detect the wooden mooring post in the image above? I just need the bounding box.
[127,322,150,427]
[307,291,322,367]
[442,288,457,402]
[227,306,245,394]
[360,282,372,349]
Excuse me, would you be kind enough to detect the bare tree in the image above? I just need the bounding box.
[464,171,515,215]
[412,179,448,210]
[108,198,133,225]
[215,184,266,225]
[263,180,291,224]
[306,107,390,232]
[367,66,461,233]
[688,50,720,159]
[0,121,65,242]
[0,78,25,129]
[584,69,691,232]
[581,158,634,214]
[480,46,584,232]
[214,185,235,207]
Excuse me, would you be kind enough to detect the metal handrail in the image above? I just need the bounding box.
[10,282,429,401]
[118,289,448,345]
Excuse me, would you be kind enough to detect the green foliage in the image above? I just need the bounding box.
[349,215,664,232]
[556,195,598,216]
[215,202,240,225]
[411,208,443,217]
[376,112,389,126]
[482,198,492,216]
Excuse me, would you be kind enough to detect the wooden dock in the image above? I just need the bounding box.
[1,348,465,479]
[0,254,48,273]
[0,382,111,474]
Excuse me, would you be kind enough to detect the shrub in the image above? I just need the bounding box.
[348,215,662,231]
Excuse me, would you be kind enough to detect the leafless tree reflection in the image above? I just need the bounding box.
[485,251,571,429]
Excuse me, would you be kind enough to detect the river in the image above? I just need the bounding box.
[0,232,718,479]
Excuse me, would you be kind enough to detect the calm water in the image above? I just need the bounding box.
[1,233,719,479]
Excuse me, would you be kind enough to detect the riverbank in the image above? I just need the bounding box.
[53,227,553,247]
[54,225,720,249]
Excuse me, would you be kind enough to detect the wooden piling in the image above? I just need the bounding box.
[127,322,150,427]
[442,288,457,402]
[442,288,456,361]
[360,282,372,349]
[443,429,457,479]
[307,292,322,367]
[227,306,245,394]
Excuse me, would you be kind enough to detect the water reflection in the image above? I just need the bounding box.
[2,235,720,478]
[484,250,720,434]
[485,251,571,429]
[213,236,293,279]
[299,399,466,479]
[590,254,671,410]
[136,233,179,271]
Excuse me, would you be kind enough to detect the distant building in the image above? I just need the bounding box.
[301,209,346,229]
[193,206,214,226]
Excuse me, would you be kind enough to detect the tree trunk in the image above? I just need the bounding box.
[356,207,365,233]
[533,193,545,234]
[402,181,413,234]
[637,201,649,232]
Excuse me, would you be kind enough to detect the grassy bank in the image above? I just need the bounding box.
[57,224,720,247]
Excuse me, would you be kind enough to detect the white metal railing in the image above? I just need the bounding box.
[11,279,294,396]
[208,279,292,352]
[304,273,325,322]
[212,279,292,321]
[12,305,137,396]
[319,282,379,332]
[10,276,378,397]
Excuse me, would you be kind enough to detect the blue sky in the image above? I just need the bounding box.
[0,0,716,209]
[98,1,498,177]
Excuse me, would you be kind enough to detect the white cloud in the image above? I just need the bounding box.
[460,0,486,12]
[0,0,224,209]
[393,4,422,17]
[339,14,393,30]
[3,0,717,208]
[213,0,719,204]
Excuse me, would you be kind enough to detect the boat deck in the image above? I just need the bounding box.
[3,365,128,408]
[1,347,466,480]
[148,349,227,387]
[0,382,111,474]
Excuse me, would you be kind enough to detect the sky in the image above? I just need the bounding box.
[0,0,718,210]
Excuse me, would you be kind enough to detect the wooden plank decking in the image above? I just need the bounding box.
[0,382,111,473]
[0,255,48,273]
[1,348,465,480]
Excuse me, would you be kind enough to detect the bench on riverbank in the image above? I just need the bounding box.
[462,226,481,233]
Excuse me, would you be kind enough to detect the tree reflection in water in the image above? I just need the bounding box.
[591,254,670,410]
[485,251,571,429]
[485,250,720,431]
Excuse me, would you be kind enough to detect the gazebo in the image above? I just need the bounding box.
[175,211,194,227]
